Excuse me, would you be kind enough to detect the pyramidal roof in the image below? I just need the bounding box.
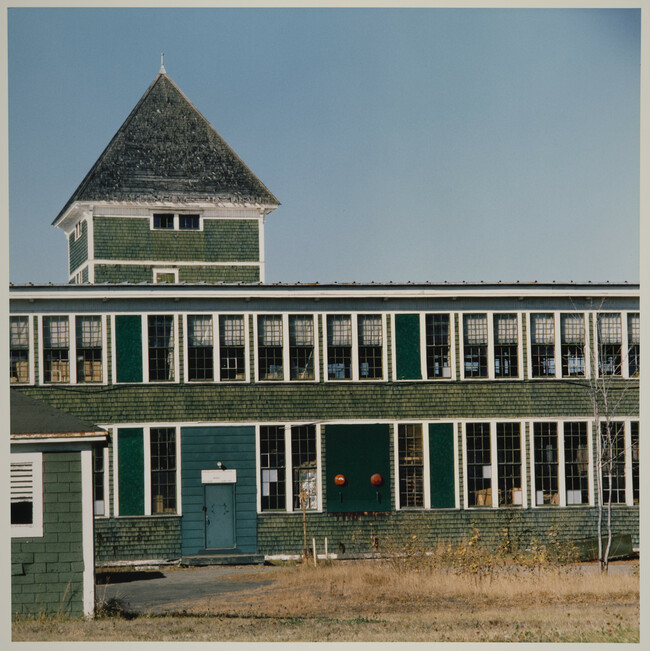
[53,70,279,224]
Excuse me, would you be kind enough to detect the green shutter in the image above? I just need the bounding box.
[118,428,145,515]
[395,314,421,380]
[115,315,143,382]
[325,424,391,512]
[429,423,455,508]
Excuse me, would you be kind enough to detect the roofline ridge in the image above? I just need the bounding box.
[162,74,280,207]
[52,72,169,226]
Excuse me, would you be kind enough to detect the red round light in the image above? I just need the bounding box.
[334,474,346,486]
[370,473,383,487]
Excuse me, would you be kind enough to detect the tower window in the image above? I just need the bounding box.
[153,213,174,229]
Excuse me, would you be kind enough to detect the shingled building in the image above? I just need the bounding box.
[11,67,640,574]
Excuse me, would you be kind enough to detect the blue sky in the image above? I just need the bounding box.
[7,7,641,284]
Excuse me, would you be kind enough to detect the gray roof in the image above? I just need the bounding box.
[11,390,105,437]
[53,72,279,224]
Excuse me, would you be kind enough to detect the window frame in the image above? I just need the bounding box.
[462,420,527,508]
[392,420,460,511]
[93,446,110,517]
[153,268,179,284]
[323,313,387,382]
[145,314,179,383]
[11,452,44,538]
[10,314,34,385]
[594,311,639,380]
[526,311,592,380]
[529,419,595,508]
[150,212,203,232]
[183,313,250,384]
[596,419,638,507]
[256,423,322,513]
[254,314,320,383]
[112,423,182,517]
[39,314,108,385]
[460,312,523,381]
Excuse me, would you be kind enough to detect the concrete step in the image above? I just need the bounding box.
[180,552,265,567]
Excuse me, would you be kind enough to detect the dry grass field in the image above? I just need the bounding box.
[13,556,639,642]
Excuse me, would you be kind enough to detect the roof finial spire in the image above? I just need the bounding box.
[159,52,166,74]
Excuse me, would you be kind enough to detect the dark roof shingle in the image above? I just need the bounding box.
[54,72,278,224]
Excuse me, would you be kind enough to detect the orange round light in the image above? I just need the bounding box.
[370,473,383,487]
[334,474,346,486]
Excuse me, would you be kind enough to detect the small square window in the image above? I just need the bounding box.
[179,214,200,230]
[153,213,174,229]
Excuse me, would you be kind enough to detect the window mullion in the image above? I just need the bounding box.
[423,421,431,509]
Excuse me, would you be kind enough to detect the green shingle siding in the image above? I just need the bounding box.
[257,507,639,555]
[95,517,181,562]
[93,264,260,283]
[69,222,88,274]
[12,452,85,618]
[93,217,259,263]
[17,381,639,423]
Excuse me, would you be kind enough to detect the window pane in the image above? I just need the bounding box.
[398,424,424,508]
[497,423,522,506]
[10,316,30,384]
[219,315,246,380]
[93,448,105,516]
[153,213,174,229]
[179,214,199,230]
[598,313,622,376]
[289,315,314,380]
[358,315,383,379]
[258,316,283,380]
[601,422,626,505]
[327,315,352,380]
[260,426,286,510]
[628,313,640,377]
[534,422,558,505]
[466,423,492,506]
[150,428,176,513]
[148,316,174,381]
[494,314,518,378]
[564,422,589,505]
[560,314,585,377]
[292,425,317,510]
[187,315,214,381]
[425,314,450,378]
[530,313,555,377]
[463,314,488,378]
[76,316,103,383]
[43,316,70,383]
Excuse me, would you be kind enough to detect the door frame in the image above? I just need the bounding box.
[201,469,237,550]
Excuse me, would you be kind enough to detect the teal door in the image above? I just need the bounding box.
[204,484,236,550]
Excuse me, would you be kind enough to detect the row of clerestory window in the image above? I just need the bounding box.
[9,311,640,385]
